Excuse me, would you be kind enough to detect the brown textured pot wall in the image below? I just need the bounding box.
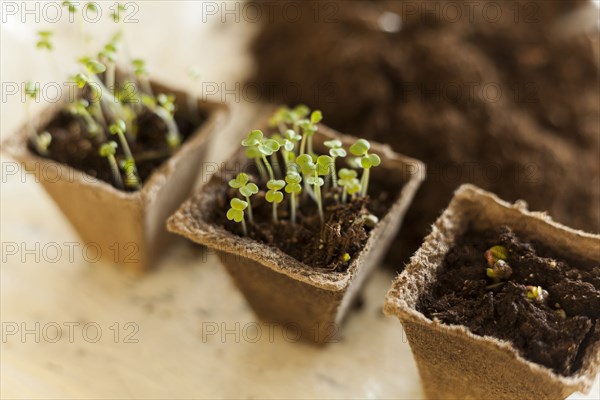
[384,184,600,400]
[2,79,228,273]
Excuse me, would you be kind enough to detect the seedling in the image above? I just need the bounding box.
[349,139,381,197]
[228,173,258,223]
[66,99,103,139]
[266,180,285,222]
[241,130,280,181]
[324,139,346,188]
[109,119,139,189]
[141,93,182,151]
[24,81,52,155]
[227,198,249,236]
[298,110,322,156]
[285,171,302,225]
[36,31,53,51]
[297,154,325,222]
[525,285,548,304]
[484,245,512,281]
[132,59,153,96]
[338,168,361,203]
[99,141,123,189]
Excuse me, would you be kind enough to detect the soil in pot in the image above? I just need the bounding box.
[212,167,397,272]
[29,106,205,192]
[417,225,600,376]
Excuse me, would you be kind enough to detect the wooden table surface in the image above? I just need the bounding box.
[1,2,598,399]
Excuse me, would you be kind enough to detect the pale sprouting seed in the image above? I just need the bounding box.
[229,173,258,223]
[349,138,381,197]
[98,34,120,93]
[266,179,285,222]
[226,198,249,236]
[285,171,302,225]
[99,141,123,189]
[484,245,512,282]
[526,285,548,304]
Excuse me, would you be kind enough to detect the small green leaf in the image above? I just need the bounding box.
[285,183,302,194]
[99,141,118,157]
[330,148,347,158]
[266,180,285,190]
[310,110,322,124]
[266,191,284,203]
[350,139,370,156]
[338,168,357,181]
[285,129,301,142]
[307,176,324,186]
[226,208,244,222]
[230,198,248,211]
[285,172,302,184]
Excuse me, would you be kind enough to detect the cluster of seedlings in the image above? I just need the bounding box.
[25,2,201,190]
[226,105,381,235]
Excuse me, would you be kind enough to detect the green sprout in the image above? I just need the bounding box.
[285,170,302,225]
[98,34,120,92]
[484,245,512,281]
[241,130,280,181]
[323,139,346,188]
[62,0,77,14]
[526,285,548,304]
[226,198,249,236]
[298,110,322,156]
[266,179,285,222]
[349,139,380,197]
[132,59,153,96]
[244,145,268,182]
[228,173,258,223]
[66,99,103,139]
[24,81,52,155]
[36,31,53,50]
[297,154,325,223]
[99,141,123,189]
[338,168,361,203]
[141,93,182,151]
[269,105,309,134]
[109,119,139,189]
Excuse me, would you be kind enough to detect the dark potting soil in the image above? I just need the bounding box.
[29,108,204,191]
[212,172,396,272]
[418,225,600,376]
[249,0,600,264]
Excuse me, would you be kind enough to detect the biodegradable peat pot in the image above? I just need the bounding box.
[2,78,227,273]
[384,184,600,400]
[168,124,425,343]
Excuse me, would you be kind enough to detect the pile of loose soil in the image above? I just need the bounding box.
[417,226,600,376]
[249,0,600,263]
[30,103,204,191]
[212,170,395,272]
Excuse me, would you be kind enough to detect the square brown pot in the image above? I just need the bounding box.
[384,184,600,399]
[168,122,425,343]
[1,78,228,273]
